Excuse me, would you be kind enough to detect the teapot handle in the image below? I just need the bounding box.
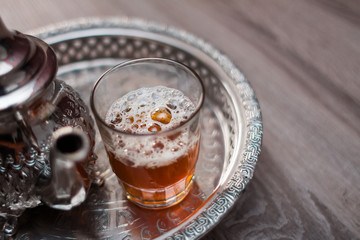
[14,110,39,149]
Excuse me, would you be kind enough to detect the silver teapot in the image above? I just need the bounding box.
[0,18,99,235]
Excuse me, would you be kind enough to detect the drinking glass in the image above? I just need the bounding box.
[91,58,204,209]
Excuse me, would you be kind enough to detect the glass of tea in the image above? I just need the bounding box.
[91,58,204,209]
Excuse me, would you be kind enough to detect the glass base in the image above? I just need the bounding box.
[121,175,194,209]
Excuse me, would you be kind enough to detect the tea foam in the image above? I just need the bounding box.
[105,86,198,168]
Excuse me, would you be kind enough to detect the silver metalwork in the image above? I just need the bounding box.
[0,18,57,111]
[0,18,99,237]
[41,126,91,211]
[14,17,262,239]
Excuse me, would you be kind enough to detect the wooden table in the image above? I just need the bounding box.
[1,0,359,239]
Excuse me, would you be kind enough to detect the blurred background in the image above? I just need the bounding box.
[1,0,359,239]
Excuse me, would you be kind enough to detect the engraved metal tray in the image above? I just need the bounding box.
[16,18,262,239]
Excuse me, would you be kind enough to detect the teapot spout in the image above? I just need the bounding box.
[40,127,91,210]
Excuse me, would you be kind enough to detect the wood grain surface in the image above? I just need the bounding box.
[1,0,359,239]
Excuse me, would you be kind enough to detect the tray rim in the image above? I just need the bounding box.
[30,17,263,239]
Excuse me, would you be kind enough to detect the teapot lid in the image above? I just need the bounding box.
[0,18,57,112]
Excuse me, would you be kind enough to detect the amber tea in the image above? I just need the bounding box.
[91,58,204,209]
[105,86,200,207]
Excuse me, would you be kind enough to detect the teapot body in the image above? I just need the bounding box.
[0,18,100,235]
[0,79,96,217]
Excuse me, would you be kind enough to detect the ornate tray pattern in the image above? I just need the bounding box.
[15,18,262,239]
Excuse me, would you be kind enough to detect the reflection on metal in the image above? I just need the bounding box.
[14,18,262,239]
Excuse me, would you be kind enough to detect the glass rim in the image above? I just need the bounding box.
[90,57,205,136]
